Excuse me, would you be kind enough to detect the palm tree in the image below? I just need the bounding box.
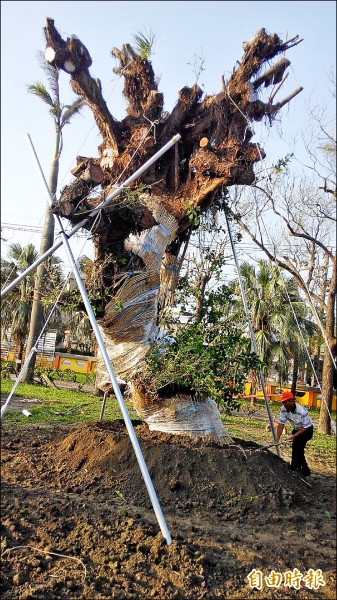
[1,244,64,367]
[238,259,316,386]
[23,53,86,382]
[1,244,38,365]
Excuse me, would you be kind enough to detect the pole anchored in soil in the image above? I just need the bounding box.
[224,209,281,458]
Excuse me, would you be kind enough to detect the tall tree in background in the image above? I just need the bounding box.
[1,244,38,366]
[238,259,316,386]
[1,244,63,366]
[23,54,86,383]
[228,85,336,434]
[42,19,303,438]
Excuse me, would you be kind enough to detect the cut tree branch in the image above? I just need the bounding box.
[44,18,121,156]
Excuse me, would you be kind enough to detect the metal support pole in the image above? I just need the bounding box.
[18,135,179,545]
[99,391,108,421]
[1,133,181,299]
[224,211,281,457]
[55,230,172,544]
[1,347,36,418]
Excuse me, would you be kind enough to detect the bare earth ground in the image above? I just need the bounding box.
[1,408,336,599]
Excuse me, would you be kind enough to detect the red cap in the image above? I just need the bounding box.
[279,391,294,402]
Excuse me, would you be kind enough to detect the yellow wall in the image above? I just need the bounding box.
[1,351,335,410]
[1,350,55,369]
[54,354,97,374]
[1,351,97,374]
[256,384,336,411]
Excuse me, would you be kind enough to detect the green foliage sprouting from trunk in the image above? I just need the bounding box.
[144,284,261,411]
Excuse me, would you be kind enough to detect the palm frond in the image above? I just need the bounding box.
[133,28,156,59]
[18,245,38,271]
[27,82,54,108]
[36,51,60,102]
[61,98,86,127]
[7,242,23,261]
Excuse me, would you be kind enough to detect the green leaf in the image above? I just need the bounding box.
[133,28,156,59]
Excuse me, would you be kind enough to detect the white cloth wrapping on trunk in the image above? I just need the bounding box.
[95,197,231,439]
[137,394,233,441]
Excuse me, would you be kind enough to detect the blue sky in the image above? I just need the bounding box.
[1,0,336,268]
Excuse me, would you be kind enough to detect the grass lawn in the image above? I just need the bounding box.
[1,378,336,470]
[0,378,139,425]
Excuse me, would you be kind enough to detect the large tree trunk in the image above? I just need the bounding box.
[16,341,24,371]
[317,259,336,434]
[291,351,299,396]
[43,19,303,438]
[93,199,230,438]
[23,155,59,383]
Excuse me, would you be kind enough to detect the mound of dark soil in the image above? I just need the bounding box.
[1,420,336,599]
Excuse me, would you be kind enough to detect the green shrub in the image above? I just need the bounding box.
[0,361,16,379]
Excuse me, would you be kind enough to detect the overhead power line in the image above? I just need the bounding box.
[1,222,89,239]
